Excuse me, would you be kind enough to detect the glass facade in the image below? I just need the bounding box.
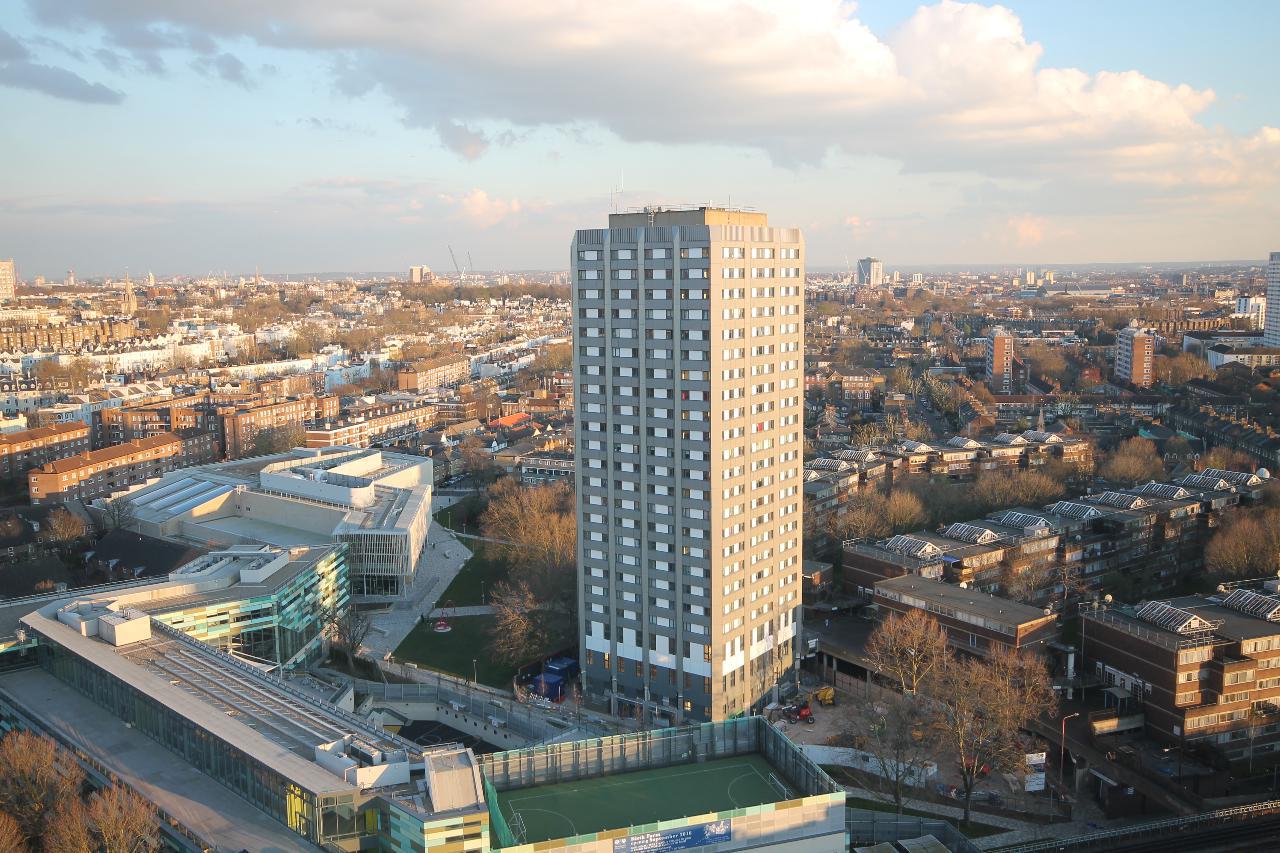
[151,546,349,668]
[36,638,325,841]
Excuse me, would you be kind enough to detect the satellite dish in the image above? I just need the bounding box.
[1103,594,1114,604]
[1259,468,1271,480]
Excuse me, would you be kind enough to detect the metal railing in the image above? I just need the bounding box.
[998,797,1280,852]
[348,675,591,745]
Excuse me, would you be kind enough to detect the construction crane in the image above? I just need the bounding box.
[448,245,463,279]
[467,252,475,276]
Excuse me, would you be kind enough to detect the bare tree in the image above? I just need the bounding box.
[1099,437,1165,486]
[1207,509,1280,579]
[43,797,91,853]
[933,648,1055,824]
[87,784,159,853]
[1198,446,1254,472]
[46,508,87,550]
[0,811,26,853]
[481,480,576,624]
[843,691,939,814]
[98,498,137,533]
[0,731,86,841]
[488,579,559,665]
[885,491,926,534]
[457,435,498,485]
[319,605,372,672]
[249,424,305,457]
[863,609,949,695]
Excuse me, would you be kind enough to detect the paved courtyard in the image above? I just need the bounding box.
[362,493,474,661]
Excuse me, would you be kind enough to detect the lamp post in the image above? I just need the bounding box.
[472,658,478,685]
[1060,712,1081,785]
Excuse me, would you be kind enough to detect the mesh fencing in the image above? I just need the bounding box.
[479,716,840,796]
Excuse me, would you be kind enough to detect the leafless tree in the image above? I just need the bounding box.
[249,424,305,456]
[458,434,498,485]
[843,691,939,814]
[1098,437,1165,486]
[481,480,576,626]
[933,648,1056,824]
[0,731,86,841]
[1207,509,1280,579]
[0,810,26,853]
[87,784,159,853]
[46,508,87,550]
[42,797,91,853]
[863,609,949,695]
[488,579,560,665]
[98,498,137,533]
[1197,446,1254,472]
[319,605,372,672]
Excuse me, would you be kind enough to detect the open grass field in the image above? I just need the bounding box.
[495,755,789,844]
[435,544,510,607]
[393,615,516,688]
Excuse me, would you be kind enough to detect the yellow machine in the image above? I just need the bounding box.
[811,686,835,706]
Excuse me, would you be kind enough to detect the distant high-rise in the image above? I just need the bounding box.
[1264,252,1280,348]
[856,257,883,287]
[910,272,923,285]
[65,269,75,288]
[985,326,1014,393]
[409,265,432,284]
[1115,322,1156,388]
[0,260,14,302]
[572,206,804,723]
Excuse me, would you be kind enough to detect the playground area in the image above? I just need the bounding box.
[493,754,790,844]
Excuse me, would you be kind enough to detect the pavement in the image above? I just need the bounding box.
[362,492,474,661]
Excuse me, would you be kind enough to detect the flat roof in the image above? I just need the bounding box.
[0,667,318,853]
[875,575,1054,629]
[21,606,373,796]
[1171,597,1280,642]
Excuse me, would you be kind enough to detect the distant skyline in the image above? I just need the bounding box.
[2,0,1278,277]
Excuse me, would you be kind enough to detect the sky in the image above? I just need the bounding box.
[1,0,1277,277]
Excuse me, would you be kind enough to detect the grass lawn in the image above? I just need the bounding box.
[435,543,510,607]
[434,493,487,532]
[394,615,516,688]
[0,553,74,598]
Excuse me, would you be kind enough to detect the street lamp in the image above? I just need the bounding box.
[472,658,478,685]
[1060,712,1081,785]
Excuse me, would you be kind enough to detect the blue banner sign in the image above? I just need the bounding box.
[613,820,732,853]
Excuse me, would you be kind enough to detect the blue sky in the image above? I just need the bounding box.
[1,1,1277,277]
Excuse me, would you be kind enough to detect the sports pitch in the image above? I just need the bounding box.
[495,754,791,844]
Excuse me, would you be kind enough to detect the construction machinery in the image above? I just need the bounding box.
[811,685,835,706]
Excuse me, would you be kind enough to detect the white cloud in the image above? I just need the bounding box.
[1007,214,1046,246]
[440,189,522,228]
[30,0,1276,187]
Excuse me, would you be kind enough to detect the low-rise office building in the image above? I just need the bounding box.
[117,446,432,599]
[874,574,1059,657]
